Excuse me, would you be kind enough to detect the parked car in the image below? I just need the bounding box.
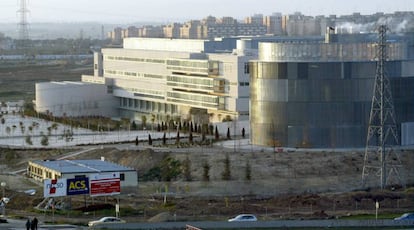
[394,213,414,221]
[88,216,126,227]
[228,214,258,222]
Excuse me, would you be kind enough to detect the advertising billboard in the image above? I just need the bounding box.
[67,178,89,196]
[43,178,67,198]
[90,172,120,197]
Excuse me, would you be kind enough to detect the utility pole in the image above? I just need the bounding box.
[361,25,404,190]
[17,0,30,52]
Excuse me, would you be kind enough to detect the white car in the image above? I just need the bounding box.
[228,214,258,222]
[88,216,126,227]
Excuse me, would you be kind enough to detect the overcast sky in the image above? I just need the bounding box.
[0,0,412,23]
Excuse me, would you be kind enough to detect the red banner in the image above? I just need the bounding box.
[90,173,120,197]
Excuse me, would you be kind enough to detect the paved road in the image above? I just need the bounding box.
[3,218,412,230]
[0,218,84,230]
[90,219,413,229]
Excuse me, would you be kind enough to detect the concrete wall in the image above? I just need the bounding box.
[35,81,117,117]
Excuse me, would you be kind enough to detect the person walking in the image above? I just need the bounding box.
[25,218,31,230]
[32,217,38,230]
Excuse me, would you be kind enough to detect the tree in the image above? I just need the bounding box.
[242,127,245,138]
[221,154,231,180]
[141,115,147,130]
[160,154,182,181]
[151,114,156,131]
[135,136,139,146]
[162,132,166,145]
[215,126,219,140]
[176,131,180,144]
[25,135,33,145]
[148,134,152,145]
[189,132,193,144]
[131,121,137,130]
[202,131,206,142]
[41,135,49,146]
[245,160,251,181]
[202,161,210,182]
[227,127,231,140]
[182,156,192,181]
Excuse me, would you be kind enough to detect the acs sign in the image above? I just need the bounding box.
[67,178,89,196]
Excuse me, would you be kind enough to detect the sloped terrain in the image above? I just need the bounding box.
[0,146,413,225]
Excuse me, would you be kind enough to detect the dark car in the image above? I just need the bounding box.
[394,213,414,221]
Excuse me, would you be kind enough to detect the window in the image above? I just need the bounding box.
[244,62,250,74]
[120,173,125,181]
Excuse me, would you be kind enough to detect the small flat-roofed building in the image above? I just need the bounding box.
[27,159,138,187]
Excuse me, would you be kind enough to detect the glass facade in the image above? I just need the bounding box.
[250,45,414,148]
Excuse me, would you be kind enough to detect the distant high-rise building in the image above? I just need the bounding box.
[123,26,139,37]
[263,13,283,35]
[180,20,201,39]
[108,27,123,44]
[245,14,264,25]
[164,23,181,38]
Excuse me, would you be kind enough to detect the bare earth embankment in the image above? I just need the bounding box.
[0,145,413,225]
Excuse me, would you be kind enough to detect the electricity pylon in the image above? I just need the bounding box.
[361,25,404,190]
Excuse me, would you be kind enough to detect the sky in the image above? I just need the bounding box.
[0,0,412,23]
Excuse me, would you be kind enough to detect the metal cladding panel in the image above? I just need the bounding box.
[401,122,414,145]
[249,59,414,148]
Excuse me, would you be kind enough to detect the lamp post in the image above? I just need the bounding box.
[1,182,6,216]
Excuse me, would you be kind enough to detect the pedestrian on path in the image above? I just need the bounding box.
[25,218,31,230]
[32,217,38,230]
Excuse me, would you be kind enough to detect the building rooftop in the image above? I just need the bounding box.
[31,159,135,174]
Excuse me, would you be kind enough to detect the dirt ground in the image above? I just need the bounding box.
[0,145,413,225]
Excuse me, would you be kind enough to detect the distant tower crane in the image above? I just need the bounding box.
[361,25,404,190]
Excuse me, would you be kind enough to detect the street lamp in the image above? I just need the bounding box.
[0,182,5,198]
[1,182,6,216]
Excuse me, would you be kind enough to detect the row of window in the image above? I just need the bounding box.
[167,91,219,105]
[167,59,209,68]
[105,69,164,79]
[120,97,178,114]
[28,165,60,179]
[250,61,404,80]
[105,55,165,64]
[118,86,164,98]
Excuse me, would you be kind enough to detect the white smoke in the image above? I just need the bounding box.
[335,22,376,34]
[336,17,412,34]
